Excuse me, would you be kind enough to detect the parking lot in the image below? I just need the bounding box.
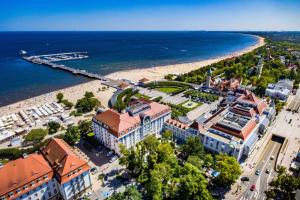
[76,141,131,200]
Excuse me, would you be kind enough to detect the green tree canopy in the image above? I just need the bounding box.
[47,121,61,134]
[213,154,241,186]
[56,92,64,103]
[64,126,80,146]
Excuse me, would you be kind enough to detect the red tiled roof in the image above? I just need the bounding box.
[0,154,53,198]
[118,82,130,89]
[166,119,189,129]
[211,119,257,140]
[139,78,150,83]
[42,138,90,184]
[94,102,170,137]
[239,91,260,105]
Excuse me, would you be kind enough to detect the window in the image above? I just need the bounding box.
[8,192,14,197]
[16,188,21,193]
[43,175,48,180]
[54,189,57,194]
[30,181,35,186]
[48,192,52,197]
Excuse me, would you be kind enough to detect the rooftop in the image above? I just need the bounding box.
[0,154,53,197]
[94,101,171,137]
[41,138,90,183]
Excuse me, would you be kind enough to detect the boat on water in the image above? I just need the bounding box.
[19,50,27,55]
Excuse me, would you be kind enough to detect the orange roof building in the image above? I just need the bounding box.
[41,138,92,200]
[0,154,58,200]
[93,100,171,154]
[200,91,271,162]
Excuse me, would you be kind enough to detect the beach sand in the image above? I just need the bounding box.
[106,36,265,82]
[0,80,116,116]
[0,35,264,115]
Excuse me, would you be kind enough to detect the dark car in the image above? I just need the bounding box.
[250,184,256,191]
[241,177,250,182]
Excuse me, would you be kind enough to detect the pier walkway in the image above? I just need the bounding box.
[22,52,109,81]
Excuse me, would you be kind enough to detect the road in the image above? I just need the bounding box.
[240,139,282,200]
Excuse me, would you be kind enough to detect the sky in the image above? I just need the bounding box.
[0,0,300,31]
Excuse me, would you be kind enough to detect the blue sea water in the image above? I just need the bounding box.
[0,31,258,106]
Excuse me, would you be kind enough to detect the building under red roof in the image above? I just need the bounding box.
[41,138,90,184]
[0,154,53,199]
[94,101,171,138]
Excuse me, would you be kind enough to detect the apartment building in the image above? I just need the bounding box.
[92,100,171,154]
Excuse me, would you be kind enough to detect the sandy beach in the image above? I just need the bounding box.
[106,35,265,82]
[0,35,264,115]
[0,80,116,116]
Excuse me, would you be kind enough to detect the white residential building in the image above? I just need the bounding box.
[93,100,171,154]
[265,79,294,101]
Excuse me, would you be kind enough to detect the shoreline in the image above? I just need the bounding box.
[105,35,265,82]
[0,35,265,115]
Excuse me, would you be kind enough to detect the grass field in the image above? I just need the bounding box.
[156,87,180,93]
[181,101,199,109]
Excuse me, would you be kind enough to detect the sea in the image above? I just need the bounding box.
[0,31,258,106]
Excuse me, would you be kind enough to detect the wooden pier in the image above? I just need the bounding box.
[22,52,109,81]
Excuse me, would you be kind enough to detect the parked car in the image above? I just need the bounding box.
[241,177,250,182]
[250,184,256,191]
[266,169,270,174]
[255,170,260,175]
[110,155,118,163]
[270,155,274,160]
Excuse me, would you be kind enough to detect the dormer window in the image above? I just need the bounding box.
[8,192,14,197]
[43,175,48,180]
[16,188,21,193]
[30,181,35,186]
[23,185,28,190]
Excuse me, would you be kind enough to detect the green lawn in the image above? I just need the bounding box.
[156,87,180,93]
[135,93,151,100]
[181,101,199,109]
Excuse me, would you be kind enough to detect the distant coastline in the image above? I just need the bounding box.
[106,34,265,82]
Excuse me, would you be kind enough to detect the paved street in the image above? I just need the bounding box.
[240,139,282,200]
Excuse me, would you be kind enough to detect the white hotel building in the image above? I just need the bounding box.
[92,100,171,154]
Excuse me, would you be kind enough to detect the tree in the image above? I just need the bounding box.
[24,129,48,143]
[78,120,92,134]
[47,121,61,134]
[56,92,64,103]
[266,166,300,199]
[64,126,80,145]
[107,186,142,200]
[75,95,100,113]
[162,130,173,141]
[203,154,214,168]
[84,91,95,98]
[214,154,241,186]
[62,99,73,109]
[180,137,205,160]
[187,155,203,169]
[178,163,213,200]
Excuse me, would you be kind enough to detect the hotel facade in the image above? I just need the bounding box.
[164,90,275,162]
[92,100,171,154]
[0,138,92,200]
